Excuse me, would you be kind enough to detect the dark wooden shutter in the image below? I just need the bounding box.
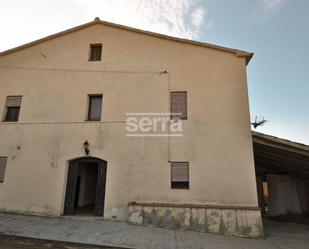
[95,161,107,217]
[88,95,103,121]
[64,162,79,215]
[170,92,187,119]
[90,44,102,61]
[0,157,8,183]
[171,162,189,189]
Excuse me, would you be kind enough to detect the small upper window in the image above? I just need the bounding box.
[87,95,103,121]
[0,157,8,183]
[3,96,22,122]
[89,44,102,61]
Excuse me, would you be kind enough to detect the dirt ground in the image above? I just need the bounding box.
[0,234,119,249]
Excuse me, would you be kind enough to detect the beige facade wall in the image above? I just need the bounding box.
[0,23,258,225]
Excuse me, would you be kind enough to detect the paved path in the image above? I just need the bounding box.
[0,213,308,249]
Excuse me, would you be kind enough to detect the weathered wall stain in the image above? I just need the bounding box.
[128,204,264,238]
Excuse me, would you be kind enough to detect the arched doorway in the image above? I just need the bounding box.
[64,157,107,217]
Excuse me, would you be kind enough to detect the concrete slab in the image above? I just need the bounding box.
[0,213,309,249]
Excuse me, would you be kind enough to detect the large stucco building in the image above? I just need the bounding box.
[0,18,263,237]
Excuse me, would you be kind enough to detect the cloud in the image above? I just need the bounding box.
[249,0,288,22]
[260,0,287,12]
[74,0,210,39]
[0,0,210,52]
[192,8,206,29]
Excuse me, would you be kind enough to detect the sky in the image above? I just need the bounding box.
[0,0,308,144]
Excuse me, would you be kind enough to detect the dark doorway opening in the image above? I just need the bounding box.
[64,157,107,217]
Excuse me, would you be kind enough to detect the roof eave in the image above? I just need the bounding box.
[97,19,254,65]
[252,131,309,154]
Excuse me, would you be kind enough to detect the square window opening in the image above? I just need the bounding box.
[89,44,102,61]
[171,162,189,189]
[0,157,8,183]
[3,96,22,122]
[170,92,187,120]
[87,95,103,121]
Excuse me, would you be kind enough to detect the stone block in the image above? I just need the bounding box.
[206,208,221,234]
[190,208,206,232]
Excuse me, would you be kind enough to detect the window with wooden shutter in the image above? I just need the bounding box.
[87,95,103,121]
[171,162,189,189]
[3,96,22,122]
[0,157,7,183]
[170,92,187,120]
[89,44,102,61]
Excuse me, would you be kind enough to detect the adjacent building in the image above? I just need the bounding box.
[253,132,309,217]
